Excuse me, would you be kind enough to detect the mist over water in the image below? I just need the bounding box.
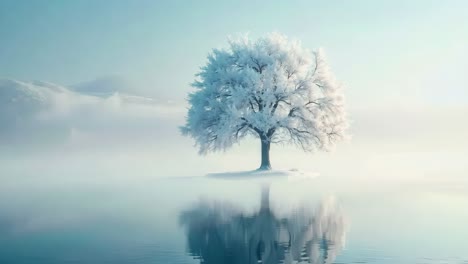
[1,79,467,263]
[1,167,467,264]
[0,86,467,263]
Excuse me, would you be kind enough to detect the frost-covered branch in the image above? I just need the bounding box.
[181,33,348,160]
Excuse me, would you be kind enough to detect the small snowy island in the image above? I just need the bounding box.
[207,169,319,182]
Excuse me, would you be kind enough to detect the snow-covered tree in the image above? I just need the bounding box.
[181,33,348,170]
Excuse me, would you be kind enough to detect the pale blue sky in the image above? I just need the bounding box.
[0,0,467,104]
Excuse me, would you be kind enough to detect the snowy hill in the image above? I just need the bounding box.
[0,78,183,147]
[0,79,64,123]
[0,78,176,119]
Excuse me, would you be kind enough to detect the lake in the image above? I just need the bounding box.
[1,172,467,264]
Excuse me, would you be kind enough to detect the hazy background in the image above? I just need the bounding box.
[1,3,467,263]
[0,0,467,184]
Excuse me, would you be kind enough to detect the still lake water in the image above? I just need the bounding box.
[1,173,467,264]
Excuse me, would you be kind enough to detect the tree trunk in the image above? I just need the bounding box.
[259,137,271,170]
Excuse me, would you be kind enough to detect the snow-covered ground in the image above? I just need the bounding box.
[208,169,319,182]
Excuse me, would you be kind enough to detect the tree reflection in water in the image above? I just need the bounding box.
[179,187,347,264]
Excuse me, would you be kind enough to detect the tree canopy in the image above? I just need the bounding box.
[181,33,348,169]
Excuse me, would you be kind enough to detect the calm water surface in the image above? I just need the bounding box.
[0,174,467,263]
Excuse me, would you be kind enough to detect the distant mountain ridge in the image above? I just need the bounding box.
[70,76,134,98]
[0,77,171,110]
[0,77,184,147]
[0,77,181,128]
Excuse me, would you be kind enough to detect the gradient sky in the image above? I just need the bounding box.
[1,0,467,105]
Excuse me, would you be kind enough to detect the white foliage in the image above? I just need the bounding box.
[182,33,348,154]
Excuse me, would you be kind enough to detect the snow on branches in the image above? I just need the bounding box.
[181,33,348,156]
